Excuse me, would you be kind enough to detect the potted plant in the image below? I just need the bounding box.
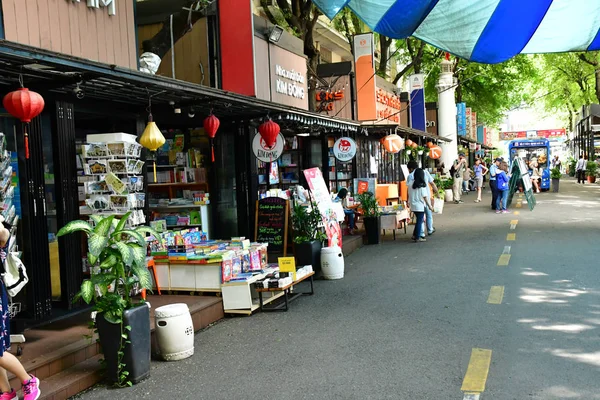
[586,161,597,183]
[291,203,326,271]
[416,145,426,156]
[356,192,381,244]
[57,213,160,387]
[567,157,577,177]
[551,167,561,192]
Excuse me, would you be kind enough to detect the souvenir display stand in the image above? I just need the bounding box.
[79,133,146,227]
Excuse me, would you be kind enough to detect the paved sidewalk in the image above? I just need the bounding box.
[79,178,600,400]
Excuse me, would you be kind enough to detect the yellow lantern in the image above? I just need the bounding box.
[139,113,165,182]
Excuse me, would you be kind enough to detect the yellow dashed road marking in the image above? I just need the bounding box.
[497,254,511,266]
[487,286,505,304]
[513,211,520,215]
[516,202,522,208]
[510,220,518,225]
[506,233,516,241]
[461,348,493,393]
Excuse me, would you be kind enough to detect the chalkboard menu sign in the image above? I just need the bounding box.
[255,197,289,255]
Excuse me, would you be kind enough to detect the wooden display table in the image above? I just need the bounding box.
[255,272,315,312]
[221,272,285,315]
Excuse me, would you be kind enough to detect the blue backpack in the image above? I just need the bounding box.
[497,172,509,190]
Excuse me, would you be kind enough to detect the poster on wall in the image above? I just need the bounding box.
[333,137,357,162]
[303,167,342,248]
[252,133,285,162]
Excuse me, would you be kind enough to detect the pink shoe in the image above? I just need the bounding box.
[495,210,501,214]
[0,389,17,400]
[502,210,509,214]
[22,376,40,400]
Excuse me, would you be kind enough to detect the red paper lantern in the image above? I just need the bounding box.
[411,142,418,149]
[405,139,413,147]
[426,141,434,148]
[428,145,442,159]
[3,88,45,159]
[203,113,220,162]
[258,119,280,148]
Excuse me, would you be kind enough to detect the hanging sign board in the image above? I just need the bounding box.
[333,137,356,162]
[252,133,285,162]
[507,157,536,211]
[255,197,289,255]
[303,167,342,248]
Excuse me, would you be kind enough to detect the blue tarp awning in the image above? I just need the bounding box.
[314,0,600,63]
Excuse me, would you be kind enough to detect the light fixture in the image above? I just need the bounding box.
[268,25,284,43]
[174,107,181,114]
[297,133,310,137]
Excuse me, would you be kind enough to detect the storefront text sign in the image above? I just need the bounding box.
[376,87,401,124]
[333,137,356,162]
[252,133,285,162]
[275,65,305,99]
[316,90,344,112]
[303,168,342,248]
[72,0,116,16]
[499,129,566,140]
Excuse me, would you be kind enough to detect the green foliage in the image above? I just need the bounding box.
[567,157,577,177]
[356,192,381,217]
[551,167,562,179]
[57,213,162,387]
[291,203,326,244]
[586,161,598,177]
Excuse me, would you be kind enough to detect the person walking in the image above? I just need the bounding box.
[452,153,467,204]
[489,157,501,210]
[576,154,586,184]
[406,161,438,237]
[473,158,489,202]
[0,219,40,400]
[496,162,511,214]
[408,168,433,242]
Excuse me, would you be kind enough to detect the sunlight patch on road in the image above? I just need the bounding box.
[520,287,587,304]
[521,270,548,276]
[461,348,492,393]
[532,323,594,333]
[550,349,600,367]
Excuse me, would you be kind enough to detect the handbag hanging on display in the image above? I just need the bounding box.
[3,252,28,298]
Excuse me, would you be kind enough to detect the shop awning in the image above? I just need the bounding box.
[0,41,359,132]
[361,123,451,142]
[314,0,600,63]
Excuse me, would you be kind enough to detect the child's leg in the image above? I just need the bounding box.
[0,352,30,383]
[0,367,10,393]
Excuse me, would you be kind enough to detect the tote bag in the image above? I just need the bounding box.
[3,252,28,297]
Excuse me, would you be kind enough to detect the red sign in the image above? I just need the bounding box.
[500,129,566,140]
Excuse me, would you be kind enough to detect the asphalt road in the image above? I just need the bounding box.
[79,177,600,400]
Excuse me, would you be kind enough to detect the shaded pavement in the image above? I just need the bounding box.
[79,178,600,400]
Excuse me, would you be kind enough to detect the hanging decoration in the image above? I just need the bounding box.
[382,134,404,154]
[428,145,442,160]
[3,84,45,159]
[411,142,418,149]
[426,141,434,148]
[258,118,280,148]
[203,112,220,162]
[139,96,166,182]
[405,138,414,148]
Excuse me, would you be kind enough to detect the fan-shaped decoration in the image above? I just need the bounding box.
[140,114,166,182]
[3,88,45,159]
[382,134,404,154]
[428,145,442,160]
[258,118,280,148]
[203,113,220,162]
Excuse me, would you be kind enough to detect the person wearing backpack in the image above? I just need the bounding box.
[0,219,40,400]
[496,162,511,214]
[451,153,467,204]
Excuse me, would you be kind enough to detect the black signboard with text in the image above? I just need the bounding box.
[254,197,289,255]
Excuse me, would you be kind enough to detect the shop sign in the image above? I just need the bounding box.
[333,137,356,162]
[275,65,305,99]
[252,133,285,162]
[376,88,401,123]
[466,107,472,139]
[72,0,116,16]
[457,103,467,136]
[316,90,344,112]
[499,129,566,140]
[303,168,342,248]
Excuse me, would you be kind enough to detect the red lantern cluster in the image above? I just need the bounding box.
[258,119,280,148]
[3,88,45,159]
[203,113,220,162]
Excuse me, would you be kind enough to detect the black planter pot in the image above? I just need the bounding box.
[552,178,560,192]
[294,240,322,271]
[363,216,381,245]
[96,304,151,385]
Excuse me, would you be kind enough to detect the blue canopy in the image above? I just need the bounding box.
[313,0,600,63]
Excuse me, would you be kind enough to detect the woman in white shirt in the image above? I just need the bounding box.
[408,169,434,242]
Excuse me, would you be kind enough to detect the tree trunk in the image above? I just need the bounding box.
[595,68,600,103]
[304,29,320,111]
[377,36,391,78]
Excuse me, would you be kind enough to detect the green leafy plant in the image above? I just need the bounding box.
[551,167,562,179]
[586,161,598,177]
[567,157,577,177]
[291,203,326,244]
[57,213,161,387]
[415,145,427,155]
[356,192,381,217]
